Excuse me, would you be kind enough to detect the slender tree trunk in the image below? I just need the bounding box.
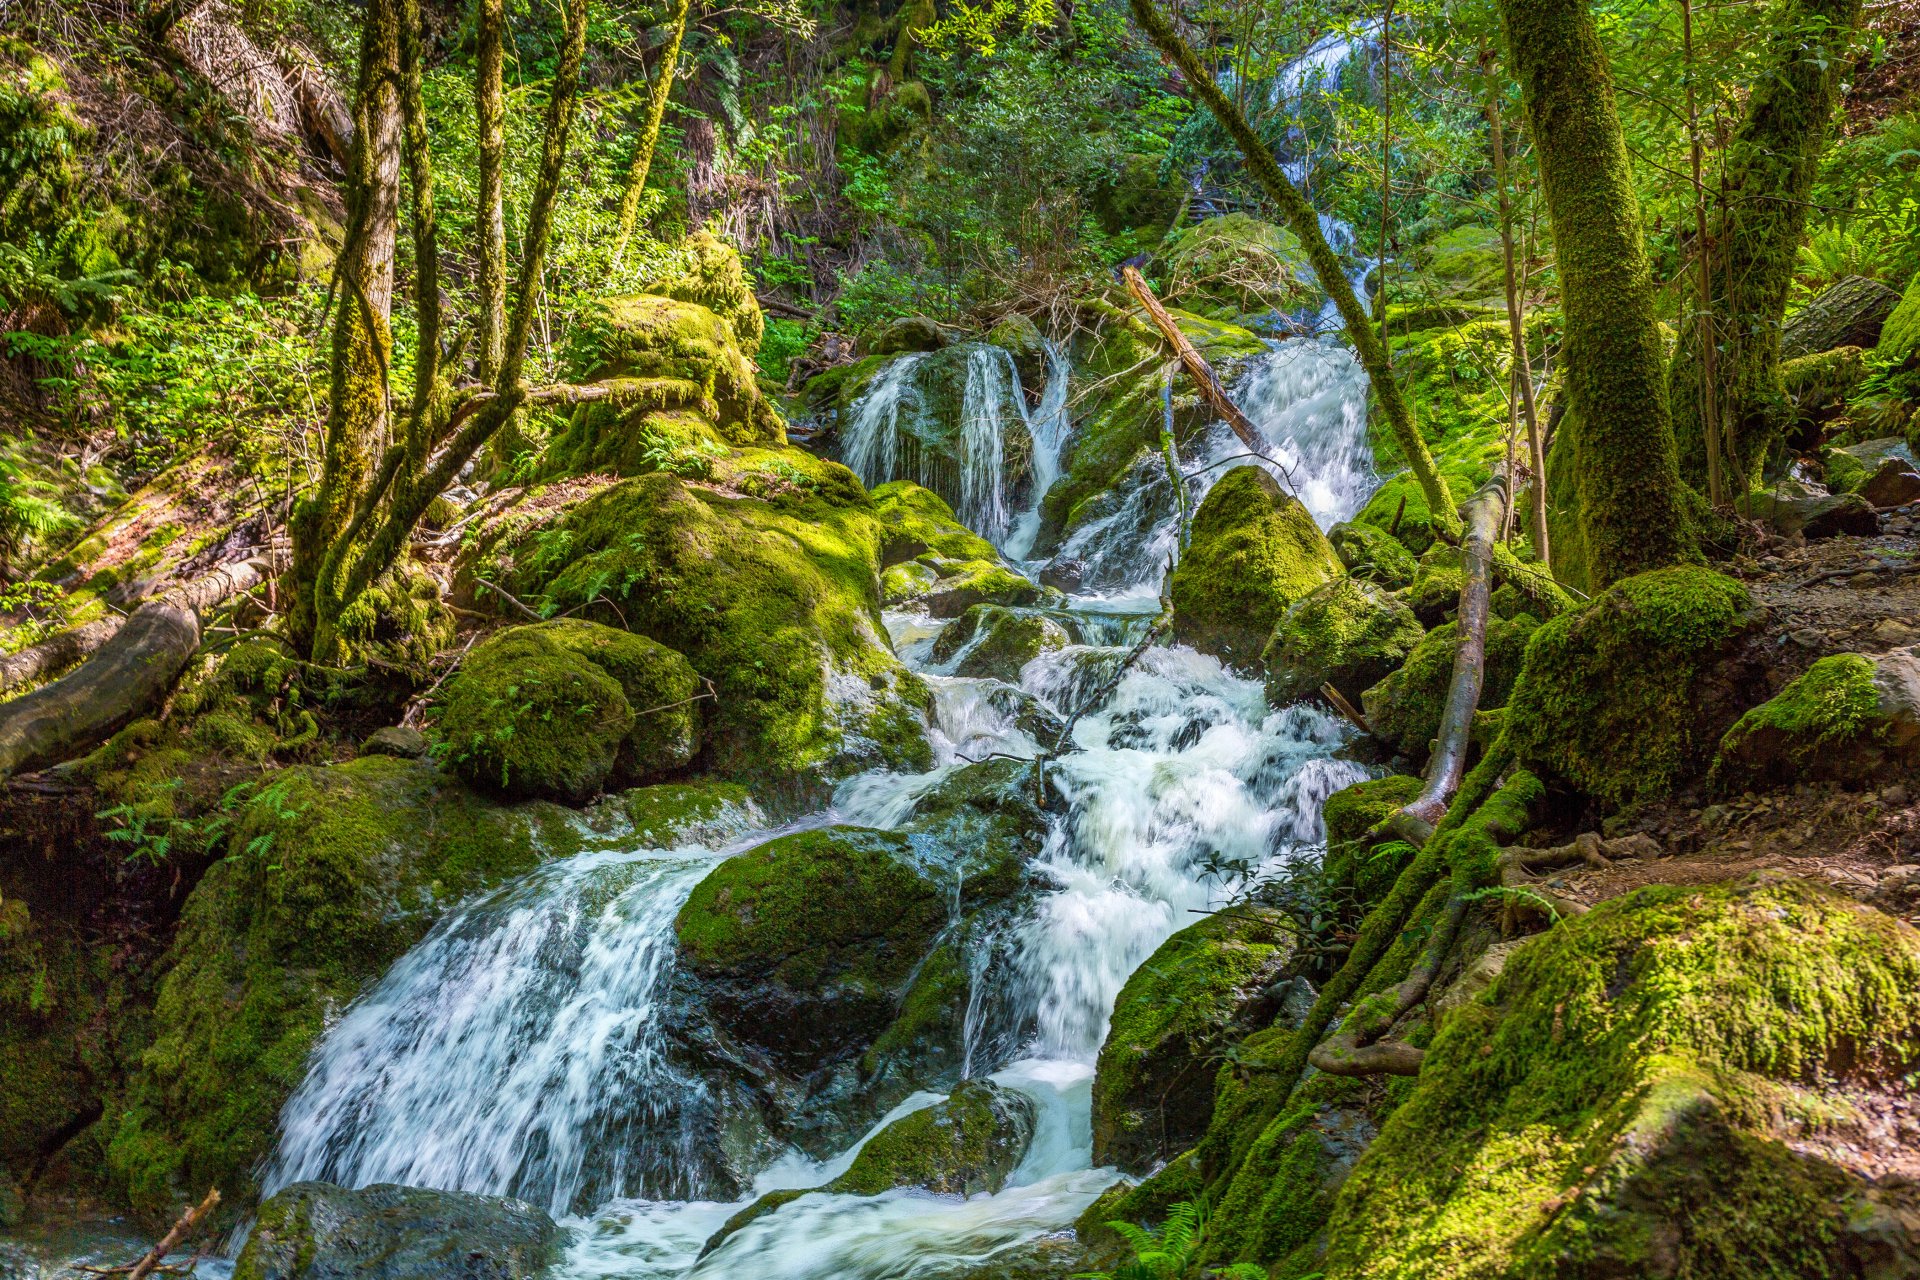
[1379,0,1393,359]
[474,0,507,382]
[1499,0,1689,585]
[288,0,403,652]
[1665,0,1862,490]
[1129,0,1461,541]
[1483,53,1550,565]
[609,0,693,272]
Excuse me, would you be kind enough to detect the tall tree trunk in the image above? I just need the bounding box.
[288,0,403,652]
[1482,53,1550,565]
[1128,0,1461,542]
[1500,0,1689,585]
[1666,0,1862,490]
[609,0,693,272]
[474,0,507,382]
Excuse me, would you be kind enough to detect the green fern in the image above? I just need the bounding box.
[1076,1198,1266,1280]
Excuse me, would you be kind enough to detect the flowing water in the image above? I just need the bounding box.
[254,29,1387,1280]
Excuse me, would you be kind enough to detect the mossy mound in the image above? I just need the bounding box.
[1320,774,1423,910]
[535,619,701,775]
[1264,578,1425,706]
[1313,876,1920,1279]
[987,312,1049,392]
[872,481,1001,565]
[643,229,766,355]
[1162,213,1318,320]
[931,604,1069,680]
[1408,225,1506,305]
[470,472,930,785]
[1711,651,1920,792]
[1169,466,1341,665]
[105,757,582,1214]
[674,827,949,1072]
[835,1080,1036,1196]
[1505,567,1761,809]
[1362,614,1538,764]
[1404,543,1466,625]
[1873,271,1920,370]
[1328,520,1418,589]
[235,1181,558,1280]
[1092,909,1295,1173]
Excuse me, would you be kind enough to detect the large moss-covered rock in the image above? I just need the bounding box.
[1782,275,1903,358]
[835,1080,1036,1195]
[931,604,1069,680]
[534,619,701,773]
[643,229,766,354]
[674,827,949,1072]
[1320,774,1423,910]
[1872,272,1920,369]
[1162,213,1317,319]
[1505,567,1762,808]
[988,312,1050,392]
[471,472,930,784]
[1312,876,1920,1280]
[235,1181,558,1280]
[1361,614,1537,764]
[861,314,949,357]
[1711,651,1920,791]
[1093,909,1295,1173]
[1264,578,1424,706]
[1409,225,1506,305]
[1328,520,1418,589]
[105,758,581,1214]
[1170,466,1342,665]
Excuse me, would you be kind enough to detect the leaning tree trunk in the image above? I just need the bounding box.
[0,559,272,781]
[609,0,692,272]
[287,0,403,654]
[1500,0,1690,585]
[1666,0,1863,490]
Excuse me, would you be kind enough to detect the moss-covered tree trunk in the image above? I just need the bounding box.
[1500,0,1689,585]
[474,0,507,382]
[609,0,692,271]
[1666,0,1863,489]
[287,0,403,651]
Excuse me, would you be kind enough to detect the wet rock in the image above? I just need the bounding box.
[1748,490,1880,539]
[835,1080,1036,1195]
[1092,909,1294,1172]
[1781,275,1903,359]
[1859,457,1920,509]
[1327,520,1418,590]
[1712,651,1920,791]
[1264,578,1424,707]
[233,1182,558,1280]
[359,725,427,758]
[987,312,1049,393]
[862,314,950,357]
[931,605,1070,681]
[1169,466,1341,666]
[918,561,1052,618]
[1825,436,1913,492]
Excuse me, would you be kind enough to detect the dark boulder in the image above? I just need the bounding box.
[233,1182,558,1280]
[1781,275,1904,359]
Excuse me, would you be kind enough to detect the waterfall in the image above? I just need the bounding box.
[838,353,924,495]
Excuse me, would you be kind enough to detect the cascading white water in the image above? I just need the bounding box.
[839,353,925,493]
[1004,344,1072,561]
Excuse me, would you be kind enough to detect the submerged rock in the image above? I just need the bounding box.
[1169,466,1342,666]
[234,1182,557,1280]
[1264,578,1424,707]
[931,604,1070,681]
[837,1079,1036,1195]
[1093,908,1295,1173]
[1712,650,1920,790]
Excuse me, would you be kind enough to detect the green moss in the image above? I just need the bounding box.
[533,619,701,777]
[1505,567,1757,808]
[831,1080,1034,1196]
[1362,614,1538,763]
[1092,909,1294,1172]
[1404,544,1466,622]
[1162,213,1318,319]
[1710,653,1891,792]
[871,481,1000,565]
[1320,774,1424,909]
[1328,520,1418,589]
[1410,225,1507,304]
[1264,578,1425,706]
[1315,877,1920,1279]
[614,781,760,847]
[1876,272,1920,368]
[476,472,929,784]
[107,758,578,1214]
[929,604,1068,680]
[643,229,766,354]
[1170,466,1341,664]
[563,294,780,448]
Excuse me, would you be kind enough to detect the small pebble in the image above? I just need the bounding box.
[1790,627,1825,648]
[1884,784,1911,807]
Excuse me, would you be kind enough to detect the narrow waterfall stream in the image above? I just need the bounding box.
[255,34,1388,1280]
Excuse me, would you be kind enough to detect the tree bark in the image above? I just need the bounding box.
[0,620,124,695]
[1500,0,1689,585]
[0,560,272,781]
[1127,0,1461,543]
[1121,266,1283,468]
[1666,0,1862,490]
[474,0,507,383]
[609,0,693,271]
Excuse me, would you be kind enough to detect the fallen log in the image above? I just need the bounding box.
[1384,471,1510,846]
[0,557,273,781]
[0,618,125,695]
[1120,265,1291,483]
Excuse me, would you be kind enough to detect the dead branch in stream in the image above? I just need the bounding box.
[76,1188,220,1279]
[1382,471,1510,846]
[1120,266,1294,489]
[0,557,275,781]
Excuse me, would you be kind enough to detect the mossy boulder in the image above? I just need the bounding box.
[1162,213,1317,320]
[1711,651,1920,792]
[1872,272,1920,370]
[835,1080,1036,1195]
[1410,224,1506,305]
[471,472,931,785]
[1320,773,1423,910]
[1264,578,1425,706]
[533,619,702,774]
[106,757,581,1215]
[674,827,949,1072]
[988,312,1050,393]
[1090,151,1185,245]
[643,229,766,354]
[1092,909,1296,1173]
[862,314,950,357]
[1327,520,1418,589]
[919,559,1051,618]
[234,1181,558,1280]
[872,481,1001,565]
[1362,614,1538,764]
[1169,466,1342,666]
[1312,876,1920,1280]
[931,604,1070,680]
[1505,567,1762,809]
[1404,543,1466,625]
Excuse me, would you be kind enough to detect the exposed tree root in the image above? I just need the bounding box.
[0,557,273,781]
[1496,831,1659,931]
[1310,896,1467,1077]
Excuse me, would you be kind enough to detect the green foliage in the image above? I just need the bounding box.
[0,454,77,576]
[1077,1199,1266,1280]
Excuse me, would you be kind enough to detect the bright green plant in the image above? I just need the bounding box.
[1077,1199,1267,1280]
